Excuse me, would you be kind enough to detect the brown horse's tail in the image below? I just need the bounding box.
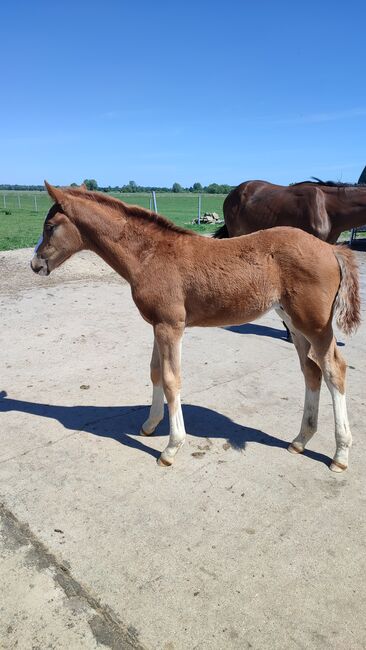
[213,224,229,239]
[333,246,361,336]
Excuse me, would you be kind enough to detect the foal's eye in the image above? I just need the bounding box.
[45,224,56,234]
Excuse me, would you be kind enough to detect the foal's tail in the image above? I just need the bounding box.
[333,246,361,336]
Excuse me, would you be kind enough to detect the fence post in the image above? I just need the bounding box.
[34,195,38,212]
[152,191,157,212]
[3,195,6,209]
[18,195,21,209]
[198,194,201,225]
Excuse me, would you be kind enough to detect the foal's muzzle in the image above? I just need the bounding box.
[30,255,50,276]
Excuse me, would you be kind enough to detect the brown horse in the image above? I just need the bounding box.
[31,183,360,472]
[214,179,366,243]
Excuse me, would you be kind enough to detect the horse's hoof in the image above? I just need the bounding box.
[140,426,153,436]
[330,460,348,473]
[157,455,173,467]
[288,443,304,454]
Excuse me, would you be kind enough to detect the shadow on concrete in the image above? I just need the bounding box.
[0,390,331,467]
[225,323,288,340]
[225,322,345,347]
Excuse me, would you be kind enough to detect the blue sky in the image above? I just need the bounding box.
[1,0,365,186]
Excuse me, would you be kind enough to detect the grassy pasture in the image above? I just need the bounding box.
[0,191,226,251]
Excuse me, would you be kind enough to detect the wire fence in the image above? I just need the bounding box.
[1,191,50,213]
[0,191,227,251]
[0,191,227,226]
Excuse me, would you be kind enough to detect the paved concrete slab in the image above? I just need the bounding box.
[0,248,365,649]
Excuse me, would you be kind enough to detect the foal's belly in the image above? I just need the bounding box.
[186,302,276,328]
[185,266,279,328]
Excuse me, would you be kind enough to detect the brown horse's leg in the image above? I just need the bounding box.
[287,329,322,454]
[312,335,351,472]
[140,337,164,436]
[154,323,186,466]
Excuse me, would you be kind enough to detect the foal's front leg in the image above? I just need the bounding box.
[140,338,164,436]
[154,323,186,467]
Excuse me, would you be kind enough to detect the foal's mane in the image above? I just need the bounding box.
[66,188,195,236]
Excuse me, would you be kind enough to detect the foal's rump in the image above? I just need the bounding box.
[261,227,360,337]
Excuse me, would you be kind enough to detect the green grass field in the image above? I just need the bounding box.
[0,190,353,252]
[0,191,226,251]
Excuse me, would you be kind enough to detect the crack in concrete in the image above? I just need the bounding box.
[0,501,147,649]
[0,431,78,466]
[0,405,146,467]
[184,353,294,399]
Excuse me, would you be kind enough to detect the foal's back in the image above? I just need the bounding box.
[181,227,340,329]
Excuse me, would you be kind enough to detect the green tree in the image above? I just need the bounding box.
[172,182,183,193]
[83,179,98,191]
[192,182,202,192]
[128,180,138,192]
[205,183,220,194]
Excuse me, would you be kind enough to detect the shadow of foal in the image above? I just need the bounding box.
[225,323,345,346]
[0,391,330,467]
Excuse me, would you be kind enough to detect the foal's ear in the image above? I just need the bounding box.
[44,181,66,205]
[79,182,88,191]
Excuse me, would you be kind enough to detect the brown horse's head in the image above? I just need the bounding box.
[30,182,84,276]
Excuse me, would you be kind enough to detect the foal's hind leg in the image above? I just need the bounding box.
[313,336,351,472]
[276,308,322,454]
[288,329,322,455]
[140,337,165,436]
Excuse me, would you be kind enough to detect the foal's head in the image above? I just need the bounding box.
[31,182,84,276]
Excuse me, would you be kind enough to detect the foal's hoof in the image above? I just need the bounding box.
[330,460,348,473]
[157,455,173,467]
[288,442,304,455]
[140,426,153,436]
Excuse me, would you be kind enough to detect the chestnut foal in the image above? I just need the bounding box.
[31,183,360,472]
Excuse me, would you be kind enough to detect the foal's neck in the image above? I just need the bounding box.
[76,206,158,283]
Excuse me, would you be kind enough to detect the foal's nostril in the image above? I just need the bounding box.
[30,255,50,276]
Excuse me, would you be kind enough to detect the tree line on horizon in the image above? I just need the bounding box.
[2,166,365,194]
[0,180,234,194]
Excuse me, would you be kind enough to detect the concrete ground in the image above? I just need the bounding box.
[0,246,365,650]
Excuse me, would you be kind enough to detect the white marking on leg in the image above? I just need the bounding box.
[141,385,164,435]
[289,388,320,453]
[329,387,352,471]
[160,394,186,464]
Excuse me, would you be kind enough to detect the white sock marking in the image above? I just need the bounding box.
[330,387,352,466]
[143,385,164,434]
[162,395,186,461]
